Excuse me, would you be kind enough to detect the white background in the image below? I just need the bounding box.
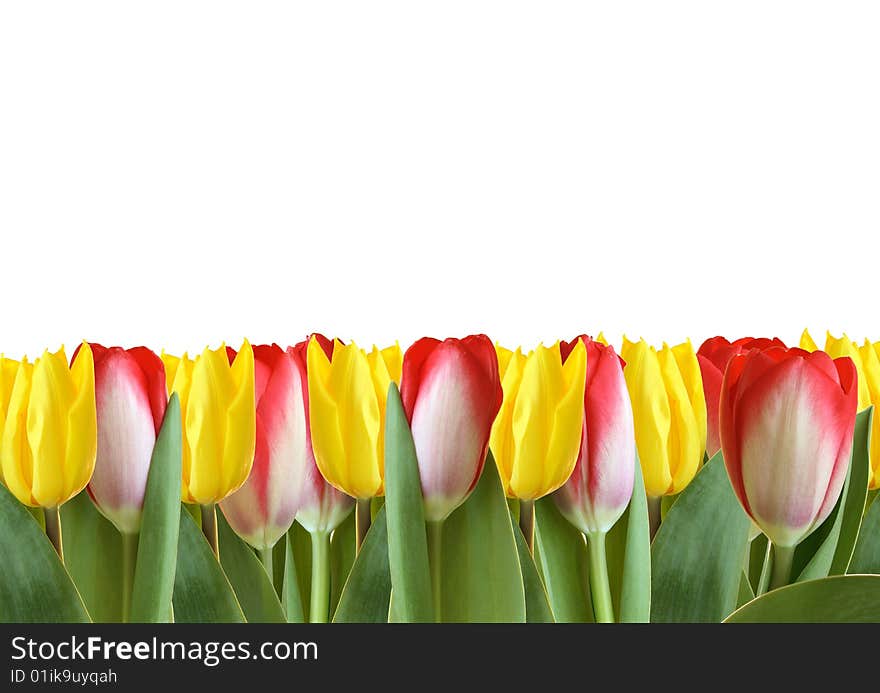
[1,2,878,358]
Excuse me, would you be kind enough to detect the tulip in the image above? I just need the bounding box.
[84,344,167,536]
[696,336,786,458]
[0,355,21,485]
[552,336,635,623]
[800,330,872,411]
[162,341,255,557]
[490,340,586,553]
[1,343,97,560]
[720,346,857,590]
[858,340,880,490]
[218,344,310,554]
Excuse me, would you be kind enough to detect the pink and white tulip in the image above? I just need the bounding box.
[86,344,167,535]
[400,335,502,523]
[553,336,635,534]
[720,346,857,548]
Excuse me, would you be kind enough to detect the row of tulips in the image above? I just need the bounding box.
[1,331,879,623]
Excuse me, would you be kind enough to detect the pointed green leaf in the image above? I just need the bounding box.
[172,510,245,623]
[330,510,356,618]
[737,571,755,608]
[216,512,285,622]
[281,531,306,622]
[291,521,312,621]
[619,453,651,622]
[0,483,90,622]
[724,575,880,622]
[534,496,592,622]
[513,524,554,622]
[651,452,751,622]
[130,393,182,622]
[383,383,433,622]
[60,491,123,622]
[441,453,526,622]
[849,489,880,574]
[333,507,392,623]
[748,534,768,592]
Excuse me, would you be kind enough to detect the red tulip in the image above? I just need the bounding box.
[697,336,786,457]
[553,336,635,533]
[720,347,857,548]
[400,335,502,523]
[86,344,167,535]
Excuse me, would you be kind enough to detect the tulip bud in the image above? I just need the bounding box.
[801,330,872,412]
[307,338,394,499]
[696,336,786,458]
[858,339,880,490]
[0,355,21,485]
[399,335,502,522]
[620,337,706,498]
[162,342,255,505]
[1,344,97,508]
[553,336,635,534]
[720,347,857,547]
[84,345,167,534]
[490,341,586,500]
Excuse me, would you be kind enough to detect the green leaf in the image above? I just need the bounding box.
[737,571,755,608]
[172,510,245,623]
[724,574,880,622]
[60,491,123,622]
[216,512,285,622]
[748,534,768,592]
[281,531,305,623]
[130,392,182,622]
[534,496,593,622]
[512,524,554,622]
[794,407,872,580]
[330,509,357,618]
[618,453,651,622]
[0,483,90,622]
[849,489,880,574]
[290,521,312,621]
[333,507,392,623]
[441,452,526,622]
[383,383,433,622]
[651,452,751,622]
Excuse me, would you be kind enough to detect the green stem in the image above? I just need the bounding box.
[309,531,331,623]
[259,546,274,583]
[756,539,773,596]
[44,506,64,563]
[769,543,796,591]
[647,496,662,539]
[200,504,219,560]
[427,520,444,622]
[519,499,535,552]
[355,498,372,553]
[586,531,614,623]
[121,532,139,623]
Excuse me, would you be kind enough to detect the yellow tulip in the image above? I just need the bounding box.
[801,330,872,412]
[367,342,403,386]
[307,338,392,499]
[1,344,96,508]
[490,341,587,500]
[859,340,880,490]
[495,343,515,381]
[162,342,255,505]
[620,337,706,497]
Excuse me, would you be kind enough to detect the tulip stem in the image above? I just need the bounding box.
[587,531,614,623]
[647,496,662,539]
[355,498,372,553]
[427,520,444,622]
[122,532,139,623]
[44,506,64,563]
[769,543,796,591]
[519,499,535,552]
[309,531,331,623]
[200,504,219,560]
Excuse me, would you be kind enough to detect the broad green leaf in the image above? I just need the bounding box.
[725,574,880,622]
[651,452,751,622]
[513,525,554,623]
[441,452,526,622]
[534,496,593,622]
[216,512,285,622]
[383,384,433,622]
[0,483,90,622]
[330,509,357,617]
[61,491,123,622]
[794,408,871,580]
[130,393,182,622]
[282,531,305,623]
[172,511,245,623]
[333,507,392,623]
[849,490,880,574]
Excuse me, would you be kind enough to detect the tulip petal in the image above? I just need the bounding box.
[222,341,256,498]
[2,360,36,506]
